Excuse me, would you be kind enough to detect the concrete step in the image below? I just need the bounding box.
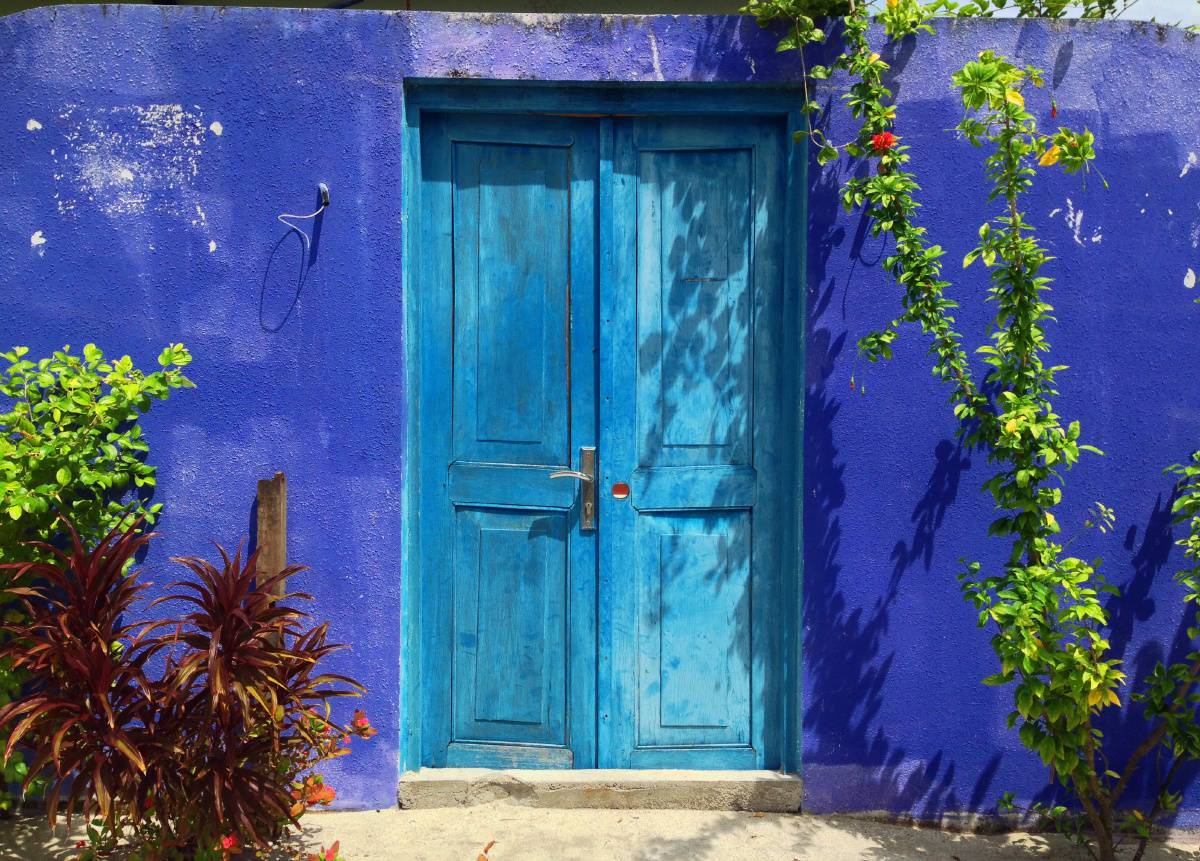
[398,768,803,812]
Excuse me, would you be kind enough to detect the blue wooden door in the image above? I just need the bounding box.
[600,116,787,769]
[417,113,599,768]
[416,103,791,771]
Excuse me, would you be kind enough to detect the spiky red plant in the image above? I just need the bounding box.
[0,522,371,856]
[0,522,158,830]
[148,546,364,846]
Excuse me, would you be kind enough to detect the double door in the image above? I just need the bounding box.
[415,102,793,770]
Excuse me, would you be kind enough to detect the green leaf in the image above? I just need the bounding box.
[55,467,71,485]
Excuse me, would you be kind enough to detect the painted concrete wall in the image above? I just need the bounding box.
[2,5,1200,823]
[0,2,745,22]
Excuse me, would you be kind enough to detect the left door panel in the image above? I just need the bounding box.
[417,113,599,769]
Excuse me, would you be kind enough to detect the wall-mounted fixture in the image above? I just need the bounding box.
[276,183,329,256]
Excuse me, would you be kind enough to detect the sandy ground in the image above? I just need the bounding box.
[4,804,1200,861]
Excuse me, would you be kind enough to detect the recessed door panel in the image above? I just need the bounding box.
[639,147,753,462]
[636,514,752,748]
[453,508,568,746]
[453,141,569,462]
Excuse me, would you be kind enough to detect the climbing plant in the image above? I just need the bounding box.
[745,1,1200,858]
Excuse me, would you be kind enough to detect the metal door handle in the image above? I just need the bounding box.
[548,446,596,531]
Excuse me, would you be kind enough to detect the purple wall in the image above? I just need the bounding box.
[2,5,1199,823]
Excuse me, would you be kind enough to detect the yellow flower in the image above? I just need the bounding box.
[886,0,899,8]
[1039,145,1061,167]
[1005,89,1025,107]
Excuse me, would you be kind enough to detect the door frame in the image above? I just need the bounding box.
[401,81,806,774]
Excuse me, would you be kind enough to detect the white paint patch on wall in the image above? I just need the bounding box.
[648,32,665,81]
[209,121,223,137]
[1051,198,1101,246]
[55,103,206,219]
[1186,268,1197,290]
[26,119,42,132]
[1182,152,1197,178]
[30,230,46,256]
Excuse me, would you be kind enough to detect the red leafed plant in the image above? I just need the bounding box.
[0,520,375,859]
[0,523,158,830]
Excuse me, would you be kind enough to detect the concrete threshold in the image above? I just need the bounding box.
[398,768,803,812]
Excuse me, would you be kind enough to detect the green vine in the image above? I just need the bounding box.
[746,2,1200,858]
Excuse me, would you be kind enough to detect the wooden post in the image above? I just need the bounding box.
[256,471,288,597]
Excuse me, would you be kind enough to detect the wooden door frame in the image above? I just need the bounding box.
[401,81,806,775]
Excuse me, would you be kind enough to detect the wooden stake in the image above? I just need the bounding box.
[256,471,288,597]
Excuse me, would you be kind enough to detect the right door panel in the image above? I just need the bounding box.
[603,116,788,769]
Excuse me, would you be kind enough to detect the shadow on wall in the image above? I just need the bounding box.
[1094,489,1200,812]
[686,15,807,81]
[799,136,1002,822]
[260,186,327,333]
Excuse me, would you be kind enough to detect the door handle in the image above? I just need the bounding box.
[549,446,596,531]
[549,470,591,481]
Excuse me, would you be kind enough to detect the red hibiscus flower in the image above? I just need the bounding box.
[871,131,897,153]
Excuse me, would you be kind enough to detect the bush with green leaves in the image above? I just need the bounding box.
[0,342,193,813]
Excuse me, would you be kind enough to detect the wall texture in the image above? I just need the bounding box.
[1,5,1199,824]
